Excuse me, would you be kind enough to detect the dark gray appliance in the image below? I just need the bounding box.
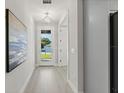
[110,12,118,93]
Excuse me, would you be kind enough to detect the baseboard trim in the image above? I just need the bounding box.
[19,67,35,93]
[67,80,78,93]
[67,80,84,93]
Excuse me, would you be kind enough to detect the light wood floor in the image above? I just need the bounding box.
[56,66,67,80]
[24,67,73,93]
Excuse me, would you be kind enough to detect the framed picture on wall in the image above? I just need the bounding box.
[6,9,27,72]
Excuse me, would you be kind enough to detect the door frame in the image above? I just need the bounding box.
[36,25,55,66]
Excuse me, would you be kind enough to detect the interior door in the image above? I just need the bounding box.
[58,26,68,66]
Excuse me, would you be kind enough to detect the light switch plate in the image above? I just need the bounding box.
[71,48,75,54]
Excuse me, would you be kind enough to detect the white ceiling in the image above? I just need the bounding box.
[27,0,69,23]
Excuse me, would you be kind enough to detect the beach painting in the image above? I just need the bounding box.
[6,9,27,72]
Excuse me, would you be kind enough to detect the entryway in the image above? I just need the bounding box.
[36,26,56,66]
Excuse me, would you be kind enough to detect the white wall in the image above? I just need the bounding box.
[5,0,35,93]
[68,0,85,93]
[83,0,118,93]
[68,0,78,92]
[109,0,118,10]
[35,22,58,66]
[77,0,84,92]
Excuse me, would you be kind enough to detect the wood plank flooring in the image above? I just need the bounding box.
[24,67,73,93]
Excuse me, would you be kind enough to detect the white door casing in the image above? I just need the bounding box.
[36,26,55,66]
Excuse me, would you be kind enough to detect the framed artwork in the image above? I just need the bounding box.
[6,9,27,72]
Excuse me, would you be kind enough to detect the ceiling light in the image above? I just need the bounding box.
[44,17,51,23]
[41,12,51,23]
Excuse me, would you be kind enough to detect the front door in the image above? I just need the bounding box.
[36,26,55,66]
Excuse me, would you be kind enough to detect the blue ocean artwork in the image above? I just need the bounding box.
[9,19,27,71]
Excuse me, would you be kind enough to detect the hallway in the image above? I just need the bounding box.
[24,67,73,93]
[5,0,118,93]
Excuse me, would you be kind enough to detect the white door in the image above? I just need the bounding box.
[58,26,68,66]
